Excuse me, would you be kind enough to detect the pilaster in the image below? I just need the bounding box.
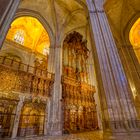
[11,96,24,138]
[47,46,63,135]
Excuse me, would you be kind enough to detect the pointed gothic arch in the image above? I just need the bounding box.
[15,8,55,48]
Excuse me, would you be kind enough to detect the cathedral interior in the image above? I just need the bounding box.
[0,0,140,140]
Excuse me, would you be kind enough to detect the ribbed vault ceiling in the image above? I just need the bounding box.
[19,0,88,43]
[104,0,140,42]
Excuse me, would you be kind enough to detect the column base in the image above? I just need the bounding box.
[47,121,63,136]
[47,130,62,136]
[103,130,140,140]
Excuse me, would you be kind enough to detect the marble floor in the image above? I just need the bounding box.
[3,131,140,140]
[4,131,103,140]
[46,131,103,140]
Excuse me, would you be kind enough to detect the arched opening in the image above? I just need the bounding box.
[6,16,50,56]
[0,16,54,138]
[17,102,46,137]
[62,31,98,134]
[1,16,51,72]
[129,18,140,64]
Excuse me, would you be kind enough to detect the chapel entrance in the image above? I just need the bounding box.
[17,102,46,137]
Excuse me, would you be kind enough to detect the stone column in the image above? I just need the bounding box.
[0,0,20,48]
[118,45,140,118]
[86,0,139,134]
[47,46,63,135]
[44,103,48,135]
[48,47,55,73]
[11,96,24,138]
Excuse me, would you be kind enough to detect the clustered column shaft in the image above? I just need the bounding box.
[86,0,138,131]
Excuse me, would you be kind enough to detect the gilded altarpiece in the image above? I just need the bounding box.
[62,32,98,133]
[0,56,54,137]
[18,102,46,136]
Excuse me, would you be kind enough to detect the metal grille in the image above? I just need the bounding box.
[0,113,16,138]
[17,114,45,137]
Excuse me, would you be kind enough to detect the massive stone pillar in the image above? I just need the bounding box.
[0,0,20,48]
[11,96,24,138]
[86,0,140,139]
[47,46,62,135]
[118,45,140,118]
